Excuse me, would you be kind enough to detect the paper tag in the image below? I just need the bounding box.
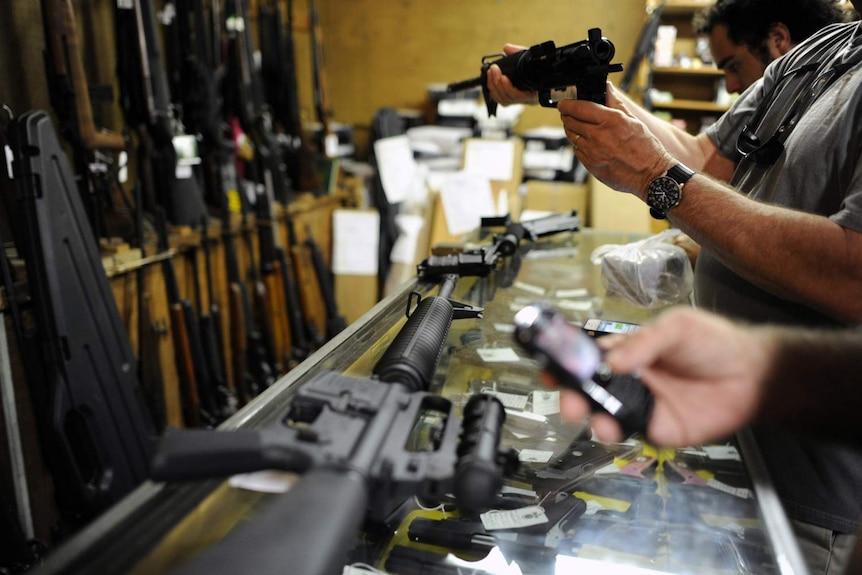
[477,347,521,363]
[707,478,752,499]
[229,471,295,493]
[556,288,590,298]
[531,390,560,415]
[116,0,133,9]
[512,281,546,295]
[480,505,548,531]
[484,390,529,410]
[493,323,515,333]
[518,449,554,463]
[703,445,741,461]
[4,145,12,179]
[556,299,594,312]
[118,151,128,183]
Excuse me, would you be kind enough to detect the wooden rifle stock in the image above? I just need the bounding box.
[168,302,201,428]
[42,0,125,151]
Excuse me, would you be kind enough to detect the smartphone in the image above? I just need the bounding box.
[513,303,653,436]
[582,318,640,338]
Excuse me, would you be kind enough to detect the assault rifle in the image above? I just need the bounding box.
[448,28,624,117]
[417,211,581,278]
[150,274,517,575]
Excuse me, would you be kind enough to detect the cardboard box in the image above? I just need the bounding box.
[589,176,668,234]
[522,180,589,224]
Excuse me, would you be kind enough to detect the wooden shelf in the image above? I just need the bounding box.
[651,99,729,113]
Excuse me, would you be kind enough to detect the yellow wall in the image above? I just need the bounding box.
[0,0,647,160]
[295,0,647,156]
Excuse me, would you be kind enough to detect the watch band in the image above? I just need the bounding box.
[667,163,695,187]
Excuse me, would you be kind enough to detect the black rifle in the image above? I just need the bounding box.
[258,0,322,194]
[417,211,581,278]
[620,2,666,94]
[150,274,517,575]
[155,209,219,428]
[226,0,313,368]
[305,227,347,340]
[5,110,155,524]
[114,0,208,226]
[448,28,624,117]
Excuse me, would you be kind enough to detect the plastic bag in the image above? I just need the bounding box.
[590,229,693,308]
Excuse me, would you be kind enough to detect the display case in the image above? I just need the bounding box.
[31,229,807,575]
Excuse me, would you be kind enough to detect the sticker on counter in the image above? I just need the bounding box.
[531,390,560,415]
[493,323,516,333]
[483,390,529,410]
[556,299,594,312]
[518,449,554,463]
[556,287,590,298]
[480,505,548,530]
[703,445,741,461]
[512,281,546,295]
[229,470,297,493]
[477,347,521,363]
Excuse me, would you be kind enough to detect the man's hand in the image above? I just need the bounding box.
[558,83,674,199]
[546,307,775,447]
[486,43,578,107]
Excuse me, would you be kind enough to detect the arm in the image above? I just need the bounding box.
[562,307,862,448]
[558,96,862,324]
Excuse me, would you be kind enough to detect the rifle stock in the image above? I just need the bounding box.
[42,0,125,151]
[169,301,201,428]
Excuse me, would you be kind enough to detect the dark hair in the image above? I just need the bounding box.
[693,0,850,63]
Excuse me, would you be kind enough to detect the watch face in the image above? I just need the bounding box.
[647,176,682,214]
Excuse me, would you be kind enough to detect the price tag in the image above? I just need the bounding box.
[518,449,553,463]
[480,505,548,531]
[531,390,560,415]
[477,347,520,363]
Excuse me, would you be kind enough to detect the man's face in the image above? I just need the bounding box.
[709,24,770,94]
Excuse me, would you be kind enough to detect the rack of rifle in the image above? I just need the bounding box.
[0,0,356,550]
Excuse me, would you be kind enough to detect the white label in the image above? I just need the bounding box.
[4,145,12,179]
[477,347,521,363]
[512,280,546,295]
[484,390,529,410]
[480,505,548,531]
[531,390,560,416]
[518,449,554,463]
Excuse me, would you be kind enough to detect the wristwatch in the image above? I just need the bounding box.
[646,163,695,220]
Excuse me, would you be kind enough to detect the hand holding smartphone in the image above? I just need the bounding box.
[513,303,654,437]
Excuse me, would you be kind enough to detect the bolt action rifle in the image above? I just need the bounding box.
[150,274,518,575]
[417,211,581,279]
[448,28,624,117]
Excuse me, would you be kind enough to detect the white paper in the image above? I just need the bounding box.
[463,139,516,181]
[332,210,379,275]
[518,449,554,463]
[477,347,521,363]
[480,506,548,530]
[373,135,416,203]
[531,390,560,416]
[389,214,425,264]
[439,172,497,235]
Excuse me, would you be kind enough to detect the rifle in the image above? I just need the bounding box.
[149,274,517,575]
[417,211,581,279]
[304,226,347,340]
[309,0,334,153]
[619,1,666,94]
[5,110,155,524]
[154,210,218,428]
[40,0,129,240]
[220,206,274,404]
[226,0,313,368]
[113,0,208,226]
[448,28,624,117]
[190,220,237,419]
[134,182,168,433]
[258,0,323,193]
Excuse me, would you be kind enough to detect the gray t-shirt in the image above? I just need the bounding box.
[700,21,862,533]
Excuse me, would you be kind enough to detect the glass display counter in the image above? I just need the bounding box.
[31,229,808,575]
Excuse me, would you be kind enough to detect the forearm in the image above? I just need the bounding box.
[667,174,862,323]
[756,326,862,444]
